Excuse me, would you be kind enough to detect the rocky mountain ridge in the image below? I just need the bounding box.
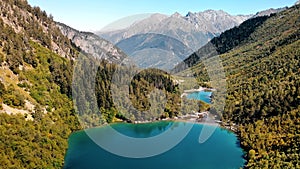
[251,7,288,18]
[56,22,126,64]
[98,10,251,51]
[99,7,287,52]
[99,7,286,68]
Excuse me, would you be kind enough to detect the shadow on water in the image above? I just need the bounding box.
[110,121,173,138]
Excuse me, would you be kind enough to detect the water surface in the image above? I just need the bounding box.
[64,121,245,169]
[187,91,212,104]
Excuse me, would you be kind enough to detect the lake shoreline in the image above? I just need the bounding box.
[117,86,238,133]
[112,117,238,134]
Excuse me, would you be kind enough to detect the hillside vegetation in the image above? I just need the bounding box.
[182,5,300,168]
[0,0,81,168]
[0,0,189,168]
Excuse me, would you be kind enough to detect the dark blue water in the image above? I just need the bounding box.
[64,122,245,169]
[187,91,212,104]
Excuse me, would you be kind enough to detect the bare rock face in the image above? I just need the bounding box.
[184,10,251,33]
[56,22,126,63]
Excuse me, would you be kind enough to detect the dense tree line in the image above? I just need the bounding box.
[72,56,184,128]
[129,68,180,118]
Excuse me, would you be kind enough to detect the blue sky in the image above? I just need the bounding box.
[28,0,296,32]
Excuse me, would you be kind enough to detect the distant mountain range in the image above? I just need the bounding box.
[98,10,251,51]
[172,7,290,72]
[55,8,286,70]
[98,8,286,69]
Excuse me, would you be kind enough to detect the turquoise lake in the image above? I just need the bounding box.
[64,121,245,169]
[64,91,245,169]
[186,91,212,104]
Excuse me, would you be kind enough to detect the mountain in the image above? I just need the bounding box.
[172,16,270,72]
[116,33,193,69]
[172,6,294,72]
[100,8,285,70]
[177,4,300,168]
[184,10,249,33]
[56,22,126,64]
[100,13,168,43]
[98,10,251,51]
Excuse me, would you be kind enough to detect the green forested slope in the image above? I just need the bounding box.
[0,31,80,168]
[0,0,183,168]
[0,0,80,168]
[72,57,184,127]
[186,5,300,168]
